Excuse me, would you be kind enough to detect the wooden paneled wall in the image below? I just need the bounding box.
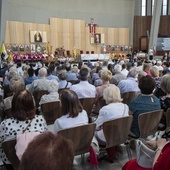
[5,18,129,54]
[133,15,170,53]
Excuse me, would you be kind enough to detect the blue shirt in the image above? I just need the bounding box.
[129,94,161,137]
[118,77,140,94]
[24,76,38,85]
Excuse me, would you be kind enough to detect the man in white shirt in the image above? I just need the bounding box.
[70,67,96,99]
[29,67,50,93]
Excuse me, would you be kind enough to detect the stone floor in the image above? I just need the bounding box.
[72,144,136,170]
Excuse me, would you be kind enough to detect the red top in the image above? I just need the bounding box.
[122,142,170,170]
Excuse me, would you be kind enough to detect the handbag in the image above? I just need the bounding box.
[15,119,40,160]
[136,139,155,168]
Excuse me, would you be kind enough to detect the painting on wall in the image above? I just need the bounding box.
[12,44,19,52]
[30,31,47,43]
[25,45,31,53]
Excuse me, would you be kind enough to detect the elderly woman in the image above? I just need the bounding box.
[58,70,72,90]
[0,89,47,169]
[129,75,161,138]
[95,84,129,143]
[39,80,60,105]
[92,70,112,114]
[3,76,25,111]
[54,89,88,134]
[94,84,129,162]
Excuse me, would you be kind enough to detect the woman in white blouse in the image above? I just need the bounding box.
[54,89,88,134]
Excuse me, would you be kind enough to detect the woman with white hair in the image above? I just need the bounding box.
[95,84,129,143]
[39,80,60,105]
[94,84,129,162]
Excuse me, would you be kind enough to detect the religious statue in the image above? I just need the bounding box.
[55,46,65,57]
[72,47,77,59]
[47,41,52,56]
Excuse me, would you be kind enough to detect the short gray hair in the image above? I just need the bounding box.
[128,68,138,78]
[160,73,170,94]
[58,70,67,80]
[38,68,47,77]
[114,64,122,73]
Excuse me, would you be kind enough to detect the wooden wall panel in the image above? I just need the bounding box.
[6,17,130,54]
[73,20,86,53]
[119,28,129,45]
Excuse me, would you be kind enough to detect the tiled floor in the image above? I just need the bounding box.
[73,144,136,170]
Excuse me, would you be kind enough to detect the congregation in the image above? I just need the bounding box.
[0,56,170,169]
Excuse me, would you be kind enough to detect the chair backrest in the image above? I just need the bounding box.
[103,116,133,148]
[2,138,20,170]
[138,109,163,138]
[58,123,96,156]
[4,108,12,119]
[165,108,170,130]
[41,101,61,125]
[121,91,138,104]
[98,96,107,108]
[33,90,49,108]
[79,98,95,117]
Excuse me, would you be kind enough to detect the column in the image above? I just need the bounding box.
[148,0,163,54]
[0,0,7,45]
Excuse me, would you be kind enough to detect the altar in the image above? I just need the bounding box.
[80,54,110,61]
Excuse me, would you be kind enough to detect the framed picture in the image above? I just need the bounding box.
[19,44,25,52]
[25,45,31,53]
[30,44,36,53]
[94,33,101,43]
[36,44,42,53]
[30,31,47,43]
[41,44,46,53]
[12,44,18,52]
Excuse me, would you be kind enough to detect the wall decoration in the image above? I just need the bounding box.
[30,31,47,43]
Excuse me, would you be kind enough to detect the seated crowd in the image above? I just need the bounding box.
[0,57,170,170]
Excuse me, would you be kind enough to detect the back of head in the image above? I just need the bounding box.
[102,60,108,67]
[9,76,25,93]
[128,68,138,78]
[101,70,112,81]
[60,89,83,117]
[38,68,47,77]
[20,132,74,170]
[12,89,35,121]
[103,84,122,104]
[114,64,122,73]
[160,73,170,94]
[28,68,34,77]
[58,70,67,80]
[139,75,155,94]
[7,71,18,81]
[79,67,89,81]
[150,66,159,77]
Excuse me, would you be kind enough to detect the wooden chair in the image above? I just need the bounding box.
[58,123,96,159]
[41,101,61,125]
[98,96,106,108]
[138,109,163,138]
[165,108,170,130]
[33,90,49,108]
[4,85,13,99]
[102,116,133,160]
[121,91,138,105]
[2,139,20,170]
[79,98,95,121]
[4,108,12,119]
